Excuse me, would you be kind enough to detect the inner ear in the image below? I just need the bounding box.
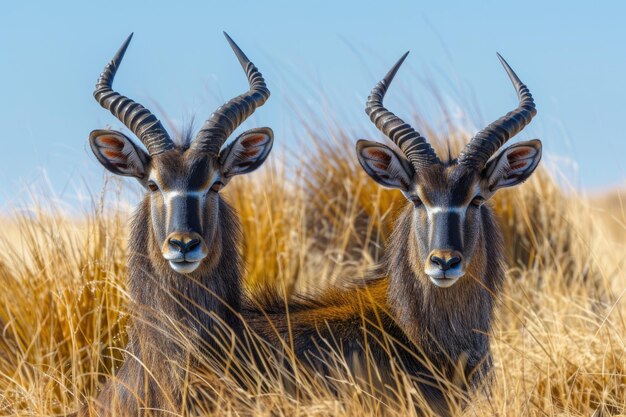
[483,139,542,192]
[356,140,414,191]
[89,130,150,180]
[219,127,274,178]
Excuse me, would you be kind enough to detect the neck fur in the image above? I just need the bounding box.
[384,203,505,369]
[126,197,244,360]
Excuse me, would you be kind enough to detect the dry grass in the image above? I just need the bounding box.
[0,118,624,416]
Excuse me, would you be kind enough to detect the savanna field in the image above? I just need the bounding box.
[0,115,624,416]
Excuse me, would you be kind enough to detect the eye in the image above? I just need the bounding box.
[410,196,422,207]
[210,181,224,193]
[471,196,485,207]
[147,181,159,192]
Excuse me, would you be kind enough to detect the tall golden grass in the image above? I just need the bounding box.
[0,116,624,416]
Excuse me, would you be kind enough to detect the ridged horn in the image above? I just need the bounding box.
[192,32,270,155]
[93,33,174,156]
[365,52,440,169]
[458,53,537,170]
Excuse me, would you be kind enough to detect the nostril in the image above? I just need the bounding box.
[187,239,200,251]
[169,238,184,251]
[430,255,444,268]
[168,238,201,254]
[447,257,461,269]
[430,255,462,271]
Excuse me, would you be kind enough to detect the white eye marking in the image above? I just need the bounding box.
[427,206,466,215]
[162,190,207,203]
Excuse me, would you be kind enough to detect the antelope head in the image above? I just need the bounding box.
[89,33,273,274]
[356,52,541,288]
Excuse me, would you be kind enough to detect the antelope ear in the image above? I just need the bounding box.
[89,130,150,180]
[356,140,414,191]
[483,139,542,192]
[219,127,273,178]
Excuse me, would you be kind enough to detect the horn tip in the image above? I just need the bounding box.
[223,32,250,68]
[496,52,514,73]
[114,33,134,60]
[223,31,238,52]
[496,52,508,66]
[495,52,522,85]
[396,51,410,67]
[383,51,410,84]
[123,32,134,46]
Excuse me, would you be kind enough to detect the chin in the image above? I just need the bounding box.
[426,270,465,288]
[169,260,201,274]
[428,276,461,288]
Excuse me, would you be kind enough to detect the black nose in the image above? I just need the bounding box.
[430,255,462,271]
[168,238,200,254]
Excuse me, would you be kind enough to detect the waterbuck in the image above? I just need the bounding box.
[246,52,541,414]
[81,33,273,416]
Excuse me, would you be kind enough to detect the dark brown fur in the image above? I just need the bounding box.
[82,195,244,416]
[244,165,506,415]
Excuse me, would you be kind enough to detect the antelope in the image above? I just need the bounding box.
[80,33,274,416]
[246,52,541,415]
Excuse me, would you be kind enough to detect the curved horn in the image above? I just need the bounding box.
[365,52,440,169]
[458,54,536,170]
[192,32,270,155]
[93,33,174,156]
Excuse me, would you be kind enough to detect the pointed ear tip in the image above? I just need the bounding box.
[90,128,120,136]
[89,129,110,141]
[355,139,374,150]
[244,127,273,140]
[522,139,542,149]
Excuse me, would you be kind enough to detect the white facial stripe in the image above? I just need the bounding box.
[163,190,207,230]
[159,190,208,233]
[425,206,467,248]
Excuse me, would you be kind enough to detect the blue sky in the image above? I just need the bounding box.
[1,1,625,206]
